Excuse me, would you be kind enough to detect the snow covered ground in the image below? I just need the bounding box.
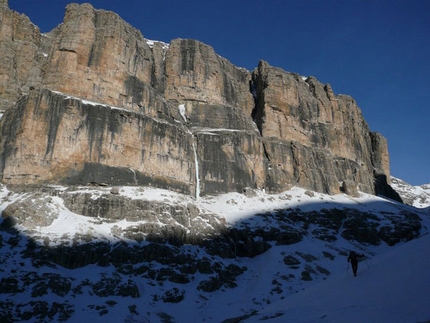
[244,230,430,323]
[1,183,429,322]
[203,187,430,323]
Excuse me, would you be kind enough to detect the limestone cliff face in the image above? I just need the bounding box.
[42,3,158,114]
[0,0,49,110]
[251,61,390,194]
[0,1,398,199]
[164,39,254,113]
[0,89,197,194]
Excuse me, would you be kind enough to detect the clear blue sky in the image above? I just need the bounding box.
[9,0,430,185]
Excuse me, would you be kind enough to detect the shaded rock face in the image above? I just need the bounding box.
[0,2,398,199]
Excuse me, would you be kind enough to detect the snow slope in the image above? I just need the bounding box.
[1,184,430,323]
[244,233,430,323]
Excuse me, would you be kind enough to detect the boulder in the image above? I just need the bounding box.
[342,180,359,197]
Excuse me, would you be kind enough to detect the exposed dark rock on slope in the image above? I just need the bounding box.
[0,183,426,322]
[0,1,399,200]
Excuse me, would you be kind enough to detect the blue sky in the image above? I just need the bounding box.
[9,0,430,185]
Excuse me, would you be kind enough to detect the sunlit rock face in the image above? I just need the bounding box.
[251,61,390,195]
[0,89,197,195]
[0,2,397,199]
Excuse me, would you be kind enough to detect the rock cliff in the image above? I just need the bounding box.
[0,1,398,199]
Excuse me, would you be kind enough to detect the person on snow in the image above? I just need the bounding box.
[348,251,365,276]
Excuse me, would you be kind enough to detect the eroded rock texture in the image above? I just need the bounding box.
[251,61,390,194]
[0,1,399,199]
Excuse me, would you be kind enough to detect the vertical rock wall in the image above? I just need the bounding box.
[252,61,385,194]
[0,89,196,194]
[0,0,49,110]
[164,39,254,114]
[0,2,398,199]
[41,3,155,112]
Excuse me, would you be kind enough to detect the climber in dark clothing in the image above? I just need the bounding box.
[348,251,365,276]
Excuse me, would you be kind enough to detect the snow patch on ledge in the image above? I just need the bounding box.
[49,90,174,127]
[51,90,123,111]
[146,39,169,50]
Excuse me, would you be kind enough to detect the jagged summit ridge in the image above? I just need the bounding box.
[0,2,398,200]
